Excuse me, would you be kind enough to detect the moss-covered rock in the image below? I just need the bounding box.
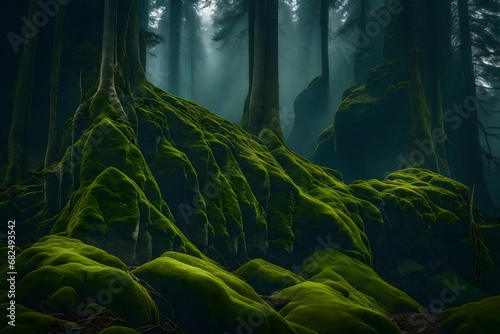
[0,304,79,334]
[298,248,421,314]
[440,296,500,334]
[346,168,492,304]
[276,281,401,334]
[0,236,160,330]
[132,254,296,334]
[233,258,305,295]
[315,59,411,182]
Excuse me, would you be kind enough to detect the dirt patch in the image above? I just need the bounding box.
[391,313,440,334]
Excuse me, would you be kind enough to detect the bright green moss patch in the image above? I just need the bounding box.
[132,255,296,334]
[42,286,79,314]
[17,263,159,327]
[49,167,200,264]
[0,304,79,334]
[298,248,421,313]
[233,258,305,295]
[0,236,160,329]
[440,296,500,334]
[276,281,401,334]
[10,235,127,277]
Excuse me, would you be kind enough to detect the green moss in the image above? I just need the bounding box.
[233,258,305,295]
[42,286,79,314]
[0,304,79,334]
[276,281,401,334]
[440,296,500,334]
[132,255,296,334]
[49,167,201,264]
[0,236,160,328]
[298,248,421,313]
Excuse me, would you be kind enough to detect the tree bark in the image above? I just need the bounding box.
[242,0,255,116]
[244,0,281,136]
[457,0,492,210]
[169,0,182,95]
[263,0,280,133]
[320,0,330,113]
[138,0,149,69]
[5,0,39,186]
[404,0,439,170]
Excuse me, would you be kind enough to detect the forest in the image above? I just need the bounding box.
[1,0,500,333]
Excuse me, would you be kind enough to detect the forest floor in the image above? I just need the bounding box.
[391,313,440,334]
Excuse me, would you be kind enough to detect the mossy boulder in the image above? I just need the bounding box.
[49,167,201,265]
[0,304,79,334]
[0,236,160,329]
[233,258,305,295]
[440,296,500,334]
[132,253,296,334]
[346,168,494,304]
[276,281,401,334]
[297,248,421,314]
[315,59,411,182]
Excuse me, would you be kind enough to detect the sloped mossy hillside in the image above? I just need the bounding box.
[315,59,412,182]
[1,80,496,332]
[2,82,384,268]
[439,296,500,334]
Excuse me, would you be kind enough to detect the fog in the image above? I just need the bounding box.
[145,1,361,137]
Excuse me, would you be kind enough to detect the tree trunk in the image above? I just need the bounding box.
[43,2,66,215]
[320,0,330,113]
[263,0,280,133]
[244,0,281,136]
[243,0,256,116]
[457,0,492,210]
[404,0,439,170]
[169,0,182,95]
[44,5,66,170]
[5,0,38,186]
[244,0,266,134]
[138,0,149,69]
[424,0,450,175]
[87,0,126,124]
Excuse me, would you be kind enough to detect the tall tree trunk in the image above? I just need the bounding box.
[243,0,256,115]
[5,0,38,186]
[263,0,280,133]
[127,0,146,85]
[244,0,280,136]
[44,6,66,170]
[138,0,148,69]
[244,0,266,134]
[424,0,450,175]
[404,0,439,170]
[169,0,182,95]
[89,0,126,121]
[354,0,367,82]
[43,3,66,215]
[320,0,330,113]
[457,0,492,210]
